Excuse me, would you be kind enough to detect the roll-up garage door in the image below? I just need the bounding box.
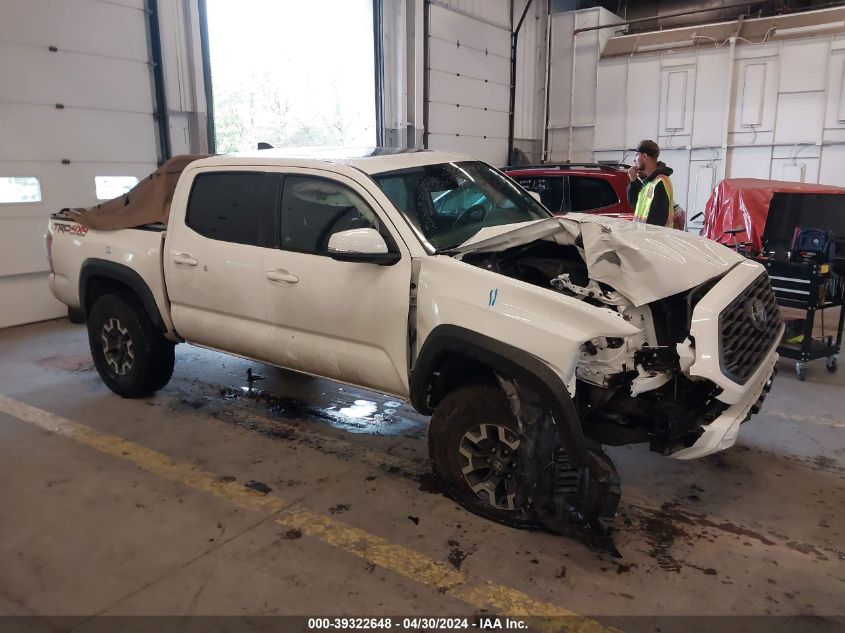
[0,0,158,327]
[425,3,512,167]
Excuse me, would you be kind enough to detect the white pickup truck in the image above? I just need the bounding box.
[47,148,781,534]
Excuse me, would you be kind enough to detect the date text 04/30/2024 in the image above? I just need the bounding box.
[306,617,529,630]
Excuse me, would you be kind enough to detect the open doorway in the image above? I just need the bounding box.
[204,0,378,152]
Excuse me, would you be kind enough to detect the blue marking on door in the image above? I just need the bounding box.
[488,288,498,307]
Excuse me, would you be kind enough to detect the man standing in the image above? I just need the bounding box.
[627,139,674,228]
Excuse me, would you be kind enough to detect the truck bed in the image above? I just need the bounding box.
[47,216,175,336]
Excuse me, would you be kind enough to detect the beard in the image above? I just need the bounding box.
[636,157,646,172]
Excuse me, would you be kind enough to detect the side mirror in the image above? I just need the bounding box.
[528,191,542,204]
[328,228,400,265]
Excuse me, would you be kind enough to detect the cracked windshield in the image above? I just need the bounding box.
[374,161,550,251]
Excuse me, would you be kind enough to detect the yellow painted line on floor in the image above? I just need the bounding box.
[0,395,615,633]
[0,395,286,514]
[765,410,845,428]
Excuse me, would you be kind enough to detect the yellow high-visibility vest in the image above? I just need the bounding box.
[634,174,673,228]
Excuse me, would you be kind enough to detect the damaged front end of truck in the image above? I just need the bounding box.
[416,215,781,544]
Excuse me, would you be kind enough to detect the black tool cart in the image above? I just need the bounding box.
[754,192,845,381]
[756,259,843,380]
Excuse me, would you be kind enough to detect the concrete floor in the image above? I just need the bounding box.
[0,319,843,630]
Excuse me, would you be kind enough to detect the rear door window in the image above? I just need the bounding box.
[568,176,618,212]
[513,176,564,213]
[186,172,277,247]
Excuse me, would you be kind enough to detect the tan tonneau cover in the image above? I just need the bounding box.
[66,155,210,230]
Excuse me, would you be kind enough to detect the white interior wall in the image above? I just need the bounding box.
[546,8,624,163]
[382,0,426,149]
[158,0,210,155]
[552,8,845,234]
[513,0,548,162]
[382,0,547,165]
[425,2,512,165]
[382,0,409,147]
[435,0,510,29]
[0,0,158,328]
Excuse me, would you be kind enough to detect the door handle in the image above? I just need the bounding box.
[172,253,198,266]
[265,270,299,284]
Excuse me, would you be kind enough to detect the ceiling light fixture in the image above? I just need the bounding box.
[637,38,695,52]
[774,21,845,37]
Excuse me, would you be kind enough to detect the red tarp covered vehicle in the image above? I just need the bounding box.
[701,178,845,252]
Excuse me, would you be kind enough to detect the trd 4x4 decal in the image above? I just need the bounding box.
[55,223,89,236]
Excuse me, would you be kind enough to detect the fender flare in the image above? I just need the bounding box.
[411,325,587,466]
[79,259,166,333]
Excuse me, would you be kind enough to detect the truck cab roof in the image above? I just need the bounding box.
[193,147,475,176]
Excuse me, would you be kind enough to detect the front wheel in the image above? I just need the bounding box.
[429,384,621,536]
[67,306,86,324]
[87,292,175,398]
[428,385,536,527]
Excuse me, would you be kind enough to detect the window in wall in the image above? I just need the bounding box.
[186,172,276,246]
[95,176,139,201]
[205,0,377,152]
[280,176,380,254]
[568,177,618,212]
[0,176,41,204]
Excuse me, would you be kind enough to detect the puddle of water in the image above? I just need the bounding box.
[218,385,421,436]
[338,399,378,419]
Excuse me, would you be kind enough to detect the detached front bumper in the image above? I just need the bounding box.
[670,261,783,460]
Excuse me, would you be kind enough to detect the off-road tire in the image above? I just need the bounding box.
[87,292,175,398]
[67,307,86,324]
[428,385,536,527]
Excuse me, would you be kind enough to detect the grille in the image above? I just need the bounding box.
[720,273,781,384]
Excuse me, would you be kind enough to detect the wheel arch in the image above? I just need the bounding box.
[411,325,588,466]
[80,259,166,334]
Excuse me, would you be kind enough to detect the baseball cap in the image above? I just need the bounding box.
[633,139,660,158]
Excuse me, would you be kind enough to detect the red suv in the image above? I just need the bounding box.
[505,163,634,219]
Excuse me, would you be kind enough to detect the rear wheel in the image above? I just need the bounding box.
[87,292,175,398]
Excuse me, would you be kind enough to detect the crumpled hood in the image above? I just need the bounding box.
[454,214,744,306]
